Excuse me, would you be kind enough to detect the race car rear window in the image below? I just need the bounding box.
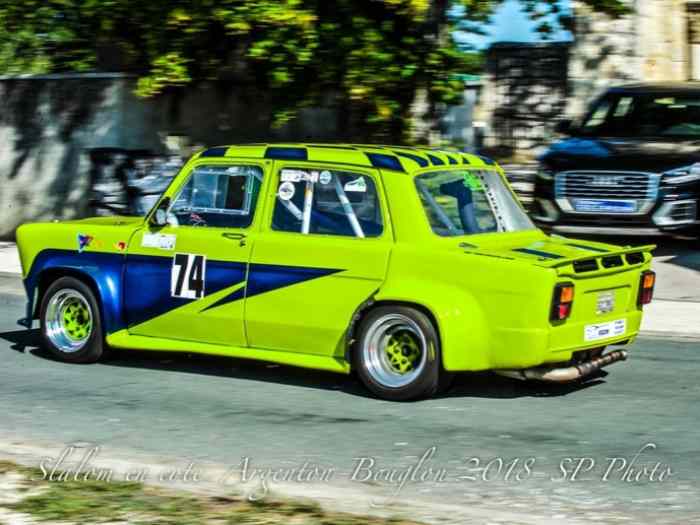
[169,165,263,228]
[416,169,534,236]
[272,168,383,238]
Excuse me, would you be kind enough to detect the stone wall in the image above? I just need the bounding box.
[482,0,690,157]
[481,42,571,155]
[567,0,687,116]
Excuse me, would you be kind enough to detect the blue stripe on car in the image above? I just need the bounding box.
[393,151,429,168]
[426,154,444,166]
[365,153,405,172]
[24,249,343,333]
[512,248,564,259]
[264,147,308,160]
[200,147,229,157]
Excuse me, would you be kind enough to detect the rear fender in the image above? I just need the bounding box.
[374,279,491,371]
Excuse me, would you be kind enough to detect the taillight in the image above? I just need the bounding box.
[638,270,656,306]
[551,283,574,321]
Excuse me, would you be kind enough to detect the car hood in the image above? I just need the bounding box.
[539,137,700,173]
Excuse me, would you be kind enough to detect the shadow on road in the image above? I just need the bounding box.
[0,328,604,400]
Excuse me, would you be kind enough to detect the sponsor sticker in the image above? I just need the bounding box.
[344,177,367,193]
[464,173,483,191]
[278,181,296,201]
[141,233,176,250]
[77,234,93,253]
[584,319,626,342]
[280,169,319,183]
[319,170,332,185]
[280,169,304,182]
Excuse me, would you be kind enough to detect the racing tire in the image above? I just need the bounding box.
[40,277,104,364]
[353,305,445,401]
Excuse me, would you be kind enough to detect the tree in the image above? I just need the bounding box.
[0,0,626,142]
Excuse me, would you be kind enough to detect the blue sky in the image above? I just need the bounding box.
[454,0,572,50]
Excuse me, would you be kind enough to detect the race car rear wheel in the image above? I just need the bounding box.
[353,306,443,401]
[40,276,104,363]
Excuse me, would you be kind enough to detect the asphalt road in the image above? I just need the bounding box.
[0,289,699,523]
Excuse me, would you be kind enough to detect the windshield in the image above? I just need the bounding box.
[579,92,700,138]
[415,169,535,236]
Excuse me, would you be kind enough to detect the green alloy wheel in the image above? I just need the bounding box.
[354,306,446,401]
[41,277,105,363]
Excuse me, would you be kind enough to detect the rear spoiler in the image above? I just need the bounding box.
[533,244,656,269]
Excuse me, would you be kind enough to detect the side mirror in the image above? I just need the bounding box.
[150,197,171,227]
[555,119,574,135]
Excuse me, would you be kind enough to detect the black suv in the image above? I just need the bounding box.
[534,83,700,237]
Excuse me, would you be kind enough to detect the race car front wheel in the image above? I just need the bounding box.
[40,276,105,363]
[354,306,446,401]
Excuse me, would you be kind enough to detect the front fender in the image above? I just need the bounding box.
[24,250,126,334]
[374,279,492,371]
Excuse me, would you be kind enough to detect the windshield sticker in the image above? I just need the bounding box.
[280,169,304,182]
[344,177,367,193]
[142,233,176,251]
[278,181,296,201]
[463,173,483,191]
[319,170,332,185]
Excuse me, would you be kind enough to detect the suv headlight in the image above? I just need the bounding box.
[662,163,700,185]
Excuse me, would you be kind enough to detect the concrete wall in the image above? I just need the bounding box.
[0,74,344,239]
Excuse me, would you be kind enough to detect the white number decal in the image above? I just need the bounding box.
[171,253,206,299]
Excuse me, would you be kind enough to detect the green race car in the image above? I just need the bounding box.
[16,144,656,400]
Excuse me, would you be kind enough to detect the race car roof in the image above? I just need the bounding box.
[195,143,496,174]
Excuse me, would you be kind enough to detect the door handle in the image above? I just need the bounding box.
[222,232,247,247]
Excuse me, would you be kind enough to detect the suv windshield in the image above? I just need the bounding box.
[579,92,700,138]
[415,170,534,236]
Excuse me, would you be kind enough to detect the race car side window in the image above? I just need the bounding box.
[271,168,383,238]
[168,165,263,228]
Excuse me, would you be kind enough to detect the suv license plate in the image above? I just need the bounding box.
[573,199,636,213]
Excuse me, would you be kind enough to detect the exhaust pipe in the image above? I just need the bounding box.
[495,349,628,383]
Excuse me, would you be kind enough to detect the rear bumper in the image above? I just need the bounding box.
[456,309,643,372]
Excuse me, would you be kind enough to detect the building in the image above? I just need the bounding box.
[482,0,699,155]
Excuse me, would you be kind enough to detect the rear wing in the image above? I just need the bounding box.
[533,244,656,270]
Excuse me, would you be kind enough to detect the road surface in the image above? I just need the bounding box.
[0,287,698,524]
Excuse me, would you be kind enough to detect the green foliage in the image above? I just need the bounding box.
[0,0,626,141]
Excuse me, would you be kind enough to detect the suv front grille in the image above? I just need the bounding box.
[555,171,658,199]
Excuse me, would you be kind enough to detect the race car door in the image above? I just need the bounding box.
[244,162,393,357]
[124,160,268,347]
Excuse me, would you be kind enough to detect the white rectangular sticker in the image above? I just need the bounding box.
[584,319,626,342]
[281,169,319,183]
[280,169,304,182]
[344,177,367,192]
[142,233,176,251]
